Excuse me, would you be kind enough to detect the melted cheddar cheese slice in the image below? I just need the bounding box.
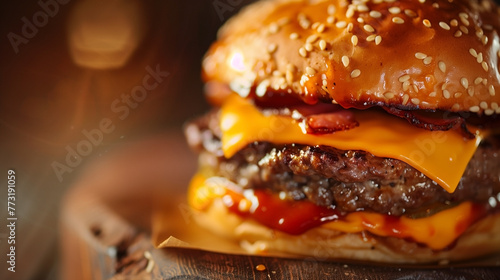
[220,95,484,193]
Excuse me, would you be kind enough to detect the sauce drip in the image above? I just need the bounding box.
[189,174,493,250]
[227,189,342,235]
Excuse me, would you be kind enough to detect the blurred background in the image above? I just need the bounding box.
[0,1,254,279]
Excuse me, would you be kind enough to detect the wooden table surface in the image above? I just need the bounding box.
[59,134,500,280]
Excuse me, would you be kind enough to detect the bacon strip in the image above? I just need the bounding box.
[383,107,475,139]
[304,111,359,134]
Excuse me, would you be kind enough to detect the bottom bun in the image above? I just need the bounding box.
[190,198,500,264]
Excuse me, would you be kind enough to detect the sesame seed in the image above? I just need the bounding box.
[351,35,358,46]
[319,40,327,50]
[454,92,462,98]
[470,106,480,113]
[298,14,311,29]
[299,47,307,57]
[460,25,469,34]
[411,98,420,105]
[350,69,361,78]
[460,16,470,26]
[392,17,405,24]
[364,24,375,32]
[317,23,326,33]
[469,48,478,57]
[346,23,353,32]
[328,4,336,15]
[399,74,410,82]
[369,11,382,18]
[267,43,277,53]
[423,56,433,65]
[299,19,311,29]
[450,19,458,27]
[287,63,296,72]
[474,77,483,85]
[327,16,335,24]
[357,4,369,12]
[305,42,313,52]
[481,36,488,45]
[322,79,328,87]
[306,66,316,76]
[452,103,460,110]
[476,29,484,38]
[432,3,439,8]
[429,91,437,97]
[480,101,489,109]
[454,30,463,37]
[404,9,417,17]
[443,89,451,99]
[482,79,488,86]
[402,94,409,105]
[438,61,446,73]
[489,85,496,96]
[366,34,376,42]
[423,19,431,28]
[460,78,469,89]
[290,33,299,40]
[357,18,364,24]
[477,53,483,63]
[482,61,489,72]
[269,23,279,33]
[403,81,410,91]
[439,22,451,30]
[306,34,319,43]
[492,102,499,110]
[346,6,356,18]
[459,12,469,19]
[384,92,395,99]
[419,0,426,3]
[256,80,270,97]
[485,109,495,116]
[342,55,350,67]
[468,87,475,96]
[415,52,427,59]
[375,35,382,45]
[389,7,401,14]
[286,70,294,84]
[336,21,347,28]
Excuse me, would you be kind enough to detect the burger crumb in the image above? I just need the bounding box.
[439,259,450,266]
[256,264,266,271]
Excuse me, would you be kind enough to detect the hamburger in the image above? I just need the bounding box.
[185,0,500,263]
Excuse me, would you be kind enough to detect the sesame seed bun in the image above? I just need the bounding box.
[203,0,500,114]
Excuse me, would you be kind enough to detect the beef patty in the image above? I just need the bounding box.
[185,110,500,216]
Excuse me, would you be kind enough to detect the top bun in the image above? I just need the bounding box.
[202,0,500,115]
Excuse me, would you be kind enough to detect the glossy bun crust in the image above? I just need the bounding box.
[203,0,500,114]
